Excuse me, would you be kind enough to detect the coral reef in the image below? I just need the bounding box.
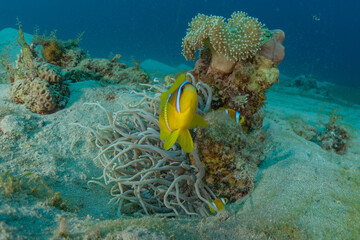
[288,109,350,155]
[284,74,329,96]
[182,12,265,73]
[5,26,150,114]
[193,50,279,131]
[181,12,279,200]
[33,31,86,67]
[316,109,349,154]
[33,31,149,84]
[183,12,285,131]
[64,58,149,84]
[9,26,70,114]
[194,110,265,201]
[76,77,216,216]
[10,58,70,114]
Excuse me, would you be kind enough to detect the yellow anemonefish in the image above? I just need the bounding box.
[159,73,207,153]
[208,198,228,213]
[219,107,245,124]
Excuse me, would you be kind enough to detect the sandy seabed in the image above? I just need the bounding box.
[0,74,359,240]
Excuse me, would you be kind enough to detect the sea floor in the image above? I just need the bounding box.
[0,76,359,239]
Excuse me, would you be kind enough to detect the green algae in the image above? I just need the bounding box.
[0,171,48,197]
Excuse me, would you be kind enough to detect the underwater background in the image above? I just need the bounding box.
[1,0,360,87]
[1,0,360,239]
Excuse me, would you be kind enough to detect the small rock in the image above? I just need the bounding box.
[37,119,45,127]
[0,115,27,137]
[216,210,231,221]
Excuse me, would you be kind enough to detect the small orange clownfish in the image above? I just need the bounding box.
[208,198,228,213]
[219,107,245,124]
[159,74,207,153]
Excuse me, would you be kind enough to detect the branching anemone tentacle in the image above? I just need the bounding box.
[75,75,216,216]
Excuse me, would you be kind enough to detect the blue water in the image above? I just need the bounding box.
[2,0,360,87]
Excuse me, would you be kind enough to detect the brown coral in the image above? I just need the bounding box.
[182,11,265,73]
[33,31,86,68]
[10,41,69,114]
[11,71,69,114]
[194,110,265,201]
[41,41,63,64]
[193,51,279,130]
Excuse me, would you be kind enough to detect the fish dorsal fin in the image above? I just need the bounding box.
[177,129,193,153]
[160,74,186,103]
[167,73,186,94]
[189,113,207,129]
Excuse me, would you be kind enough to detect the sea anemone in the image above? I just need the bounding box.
[75,74,216,216]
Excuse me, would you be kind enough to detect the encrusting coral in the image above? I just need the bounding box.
[182,11,266,74]
[76,75,218,216]
[194,110,265,201]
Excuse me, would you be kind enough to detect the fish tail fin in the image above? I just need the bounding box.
[178,129,194,153]
[189,113,207,129]
[164,129,181,150]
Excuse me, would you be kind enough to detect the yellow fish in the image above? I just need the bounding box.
[208,198,228,213]
[159,74,207,153]
[219,107,245,124]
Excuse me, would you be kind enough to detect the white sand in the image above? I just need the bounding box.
[1,28,359,239]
